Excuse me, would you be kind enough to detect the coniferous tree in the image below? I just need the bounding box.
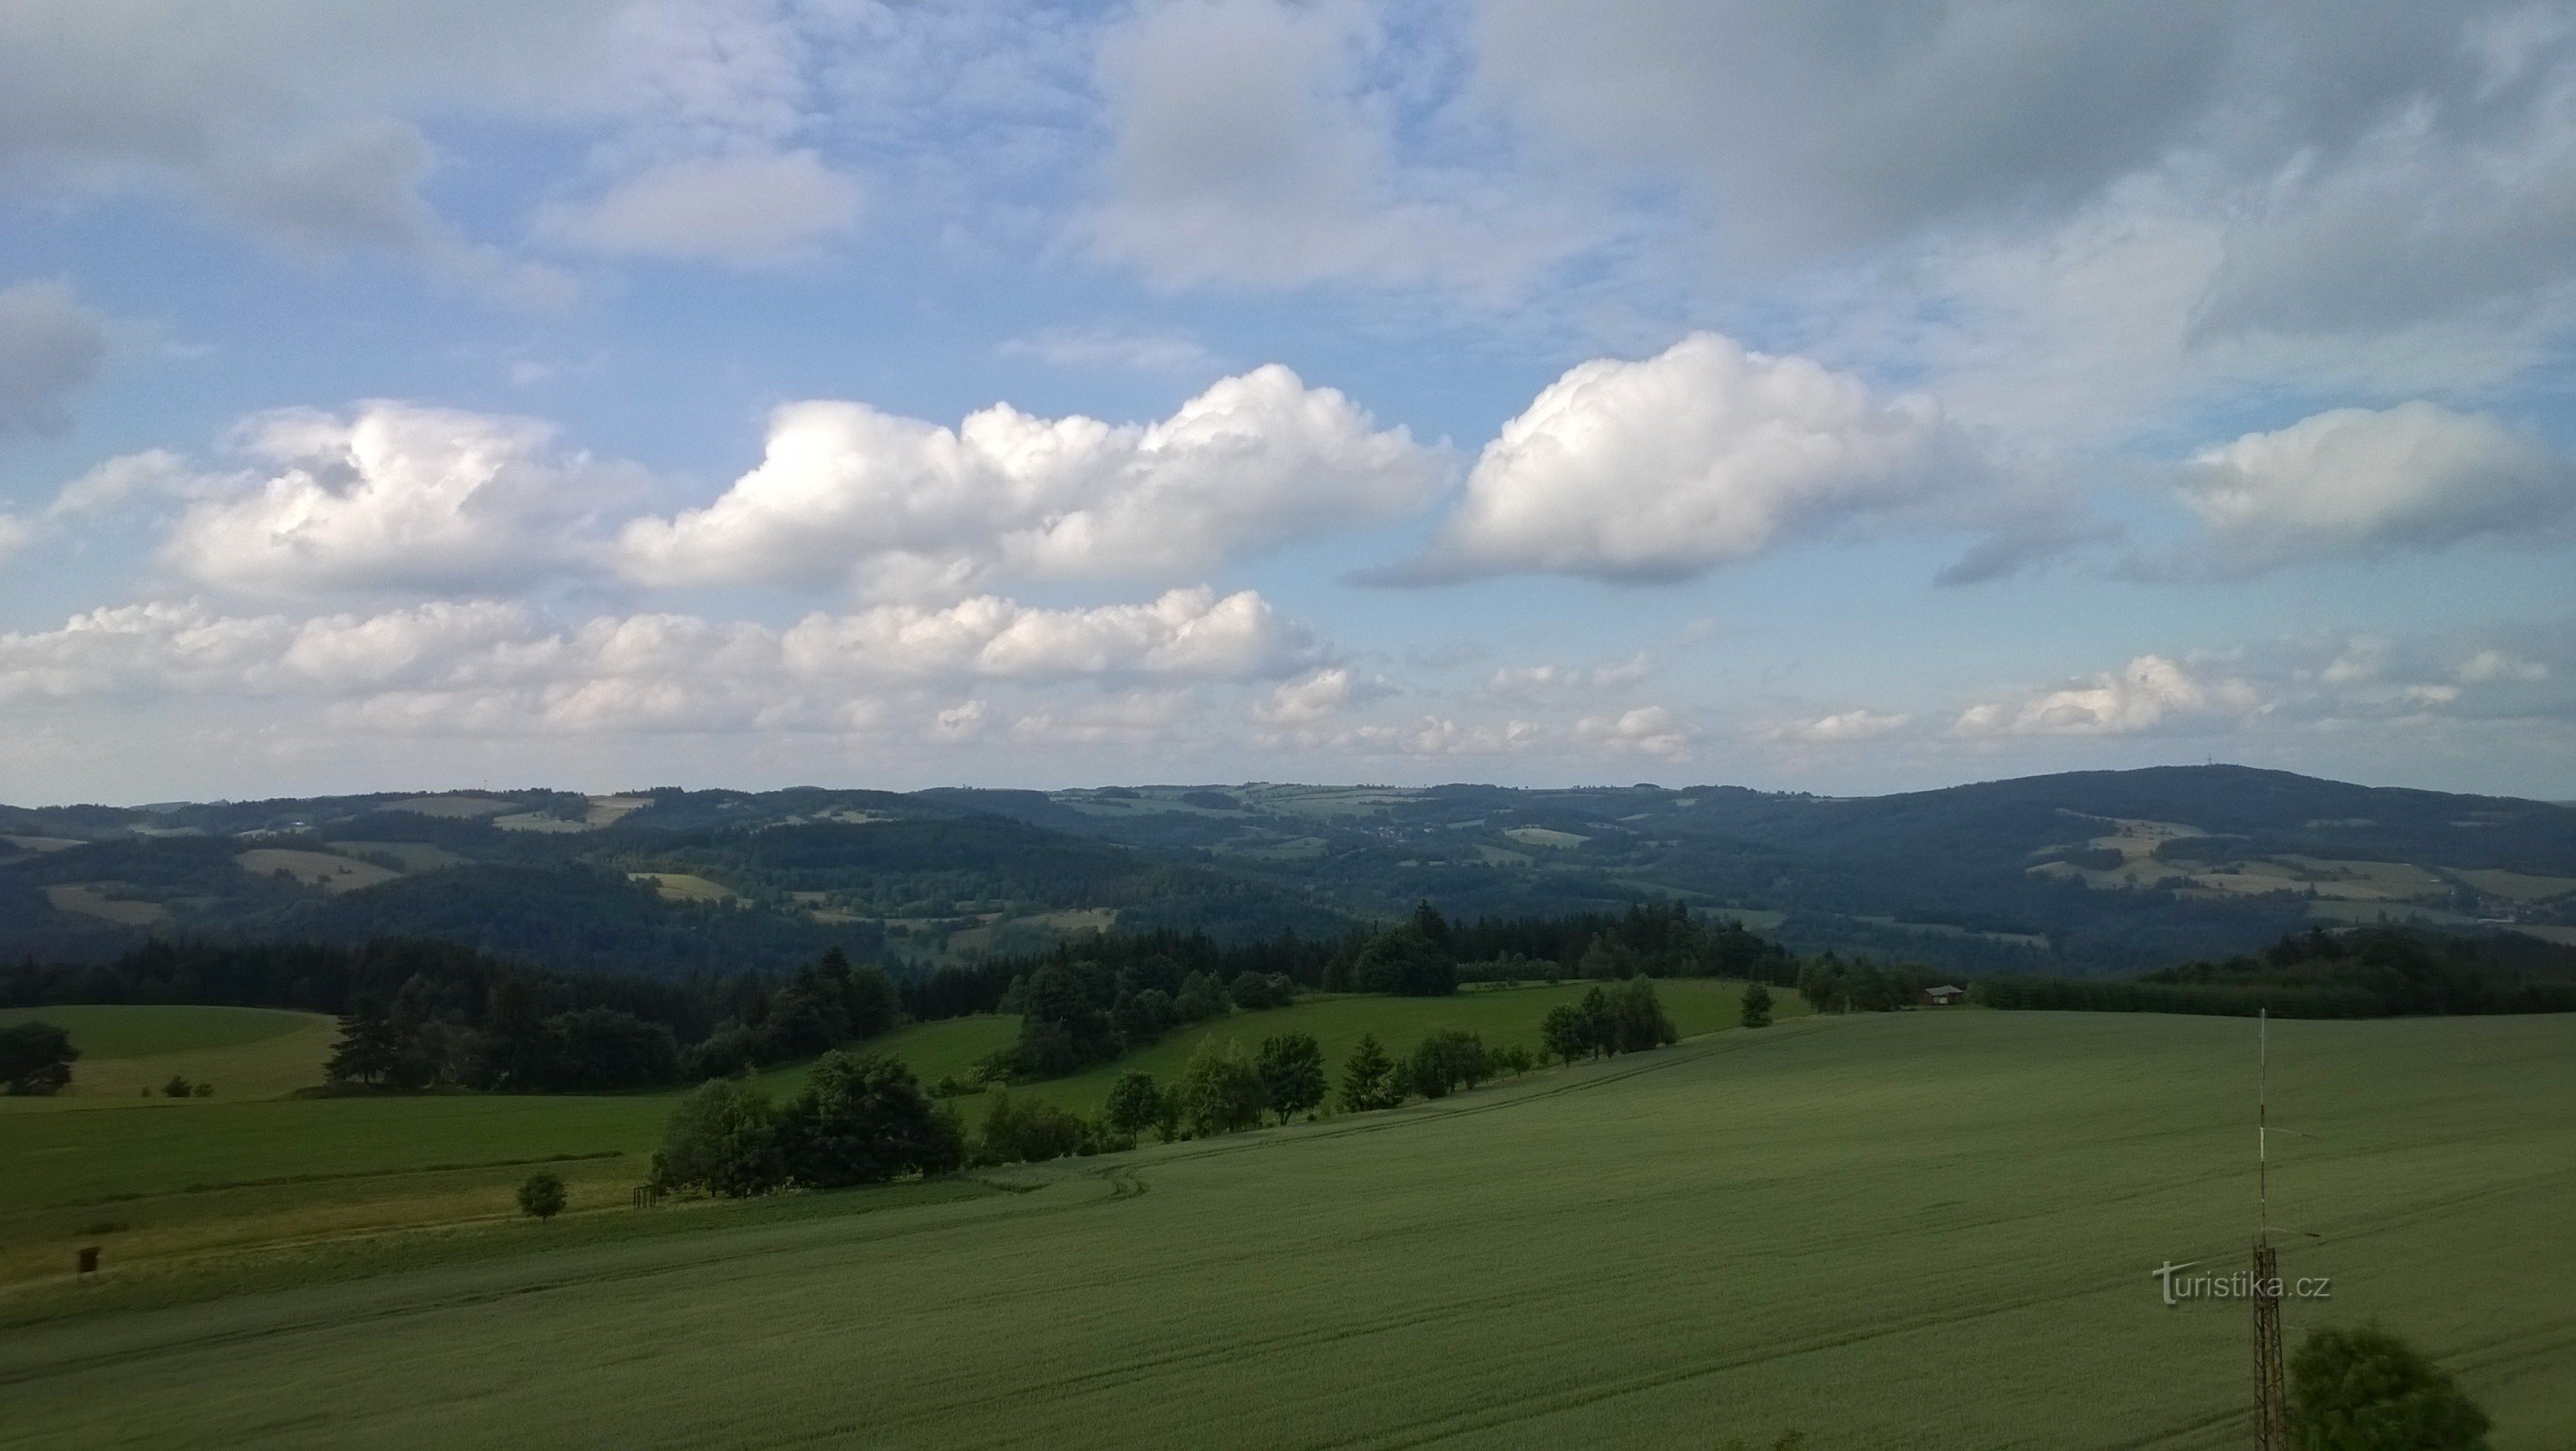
[1337,1032,1399,1112]
[325,1004,404,1088]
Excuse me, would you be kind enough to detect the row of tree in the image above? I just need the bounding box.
[975,959,1299,1083]
[320,945,903,1092]
[1977,927,2576,1019]
[660,981,1695,1192]
[898,901,1802,1023]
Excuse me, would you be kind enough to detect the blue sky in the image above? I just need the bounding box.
[3,0,2573,805]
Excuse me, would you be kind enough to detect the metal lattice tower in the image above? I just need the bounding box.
[2251,1010,2288,1450]
[2253,1239,2286,1448]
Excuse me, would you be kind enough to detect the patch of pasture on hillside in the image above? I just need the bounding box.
[627,872,735,902]
[1502,825,1588,849]
[235,849,400,894]
[41,882,167,926]
[3,1011,2567,1448]
[328,841,471,872]
[376,794,517,819]
[0,1005,335,1110]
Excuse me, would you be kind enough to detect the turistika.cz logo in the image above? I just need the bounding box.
[2151,1261,2332,1308]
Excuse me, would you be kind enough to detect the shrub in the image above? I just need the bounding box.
[1741,982,1774,1028]
[976,1093,1090,1165]
[517,1170,568,1220]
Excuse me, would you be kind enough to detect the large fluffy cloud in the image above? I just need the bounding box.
[161,403,632,596]
[1395,333,2022,582]
[2173,402,2576,571]
[0,279,110,437]
[618,365,1444,593]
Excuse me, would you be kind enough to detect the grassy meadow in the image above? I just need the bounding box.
[0,1005,335,1106]
[1,1009,2569,1448]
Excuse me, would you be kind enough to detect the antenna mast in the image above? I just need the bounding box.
[2252,1008,2287,1450]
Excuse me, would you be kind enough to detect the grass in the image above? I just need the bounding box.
[234,848,400,893]
[40,882,166,926]
[938,979,1798,1117]
[0,986,1782,1286]
[0,1011,2567,1448]
[627,871,735,902]
[0,1005,335,1108]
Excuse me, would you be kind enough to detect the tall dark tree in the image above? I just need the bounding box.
[324,1003,406,1088]
[1253,1033,1327,1125]
[1353,923,1456,997]
[0,1020,77,1096]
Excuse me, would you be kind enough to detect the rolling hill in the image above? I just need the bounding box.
[5,766,2572,976]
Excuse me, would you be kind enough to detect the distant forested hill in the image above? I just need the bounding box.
[5,767,2571,978]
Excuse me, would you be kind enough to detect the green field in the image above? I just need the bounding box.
[909,979,1798,1116]
[0,986,1788,1283]
[0,1005,336,1107]
[0,1010,2565,1448]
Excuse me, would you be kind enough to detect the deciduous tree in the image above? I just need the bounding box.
[1254,1033,1327,1125]
[0,1020,76,1096]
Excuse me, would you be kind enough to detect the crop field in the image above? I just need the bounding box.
[1,1010,2567,1450]
[0,1005,335,1107]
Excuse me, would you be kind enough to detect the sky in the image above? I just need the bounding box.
[2,0,2573,806]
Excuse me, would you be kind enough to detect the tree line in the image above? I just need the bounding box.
[655,979,1691,1194]
[1973,927,2576,1018]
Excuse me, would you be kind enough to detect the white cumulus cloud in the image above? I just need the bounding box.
[618,365,1443,595]
[1393,333,2024,583]
[1955,654,2261,737]
[161,402,633,596]
[2173,402,2576,572]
